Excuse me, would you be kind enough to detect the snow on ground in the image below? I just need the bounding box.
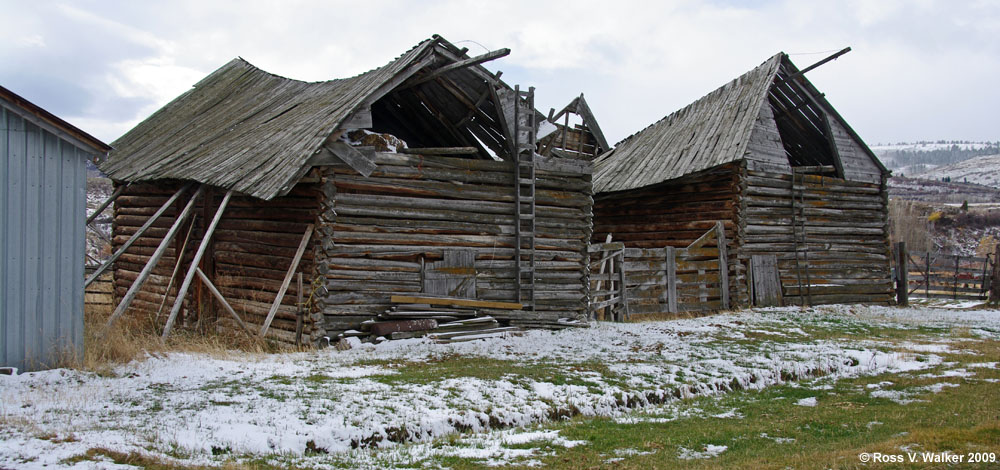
[2,304,999,469]
[677,444,728,460]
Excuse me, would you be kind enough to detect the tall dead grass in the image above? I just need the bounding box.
[72,307,285,374]
[889,198,934,252]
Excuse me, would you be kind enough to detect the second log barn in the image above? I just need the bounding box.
[96,35,601,344]
[592,52,893,311]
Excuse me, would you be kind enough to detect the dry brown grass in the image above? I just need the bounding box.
[69,307,288,374]
[889,198,934,252]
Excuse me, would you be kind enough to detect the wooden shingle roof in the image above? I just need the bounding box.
[593,54,783,193]
[101,39,436,200]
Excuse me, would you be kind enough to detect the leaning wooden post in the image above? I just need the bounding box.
[617,249,628,322]
[605,247,615,321]
[591,234,613,321]
[194,267,255,336]
[953,254,960,300]
[260,224,314,338]
[85,183,192,287]
[990,252,1000,305]
[103,185,205,332]
[161,190,233,340]
[925,252,930,298]
[896,241,908,306]
[155,216,198,321]
[295,272,304,347]
[715,221,730,310]
[665,246,677,314]
[86,185,124,225]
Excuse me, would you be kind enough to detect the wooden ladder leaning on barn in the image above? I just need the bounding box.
[513,85,537,310]
[791,169,813,306]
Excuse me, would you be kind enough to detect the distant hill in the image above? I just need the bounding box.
[907,154,1000,188]
[888,175,1000,203]
[870,141,999,170]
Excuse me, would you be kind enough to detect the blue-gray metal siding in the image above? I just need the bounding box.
[1,104,89,371]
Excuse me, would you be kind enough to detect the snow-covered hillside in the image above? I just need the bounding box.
[870,141,999,170]
[870,141,994,153]
[908,153,1000,188]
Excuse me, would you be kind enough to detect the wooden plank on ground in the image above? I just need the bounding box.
[390,295,523,310]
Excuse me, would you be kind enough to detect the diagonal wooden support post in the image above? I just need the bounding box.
[260,224,314,338]
[155,215,199,321]
[85,183,192,288]
[86,185,124,225]
[103,185,205,333]
[715,221,730,310]
[194,267,255,336]
[665,246,677,314]
[161,190,233,340]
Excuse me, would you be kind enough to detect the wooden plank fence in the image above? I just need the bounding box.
[893,242,995,302]
[590,222,730,320]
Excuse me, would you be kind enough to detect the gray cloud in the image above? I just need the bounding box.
[0,0,996,144]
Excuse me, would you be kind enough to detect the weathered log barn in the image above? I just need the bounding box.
[592,52,892,310]
[97,36,594,345]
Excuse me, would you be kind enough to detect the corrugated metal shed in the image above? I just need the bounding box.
[1,86,109,372]
[101,39,438,201]
[593,54,782,194]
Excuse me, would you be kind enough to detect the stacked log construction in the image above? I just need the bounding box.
[738,167,893,305]
[84,270,114,317]
[112,181,320,343]
[593,163,746,308]
[112,181,191,327]
[316,152,593,335]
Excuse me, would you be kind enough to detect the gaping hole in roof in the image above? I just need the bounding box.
[366,59,510,160]
[767,65,838,171]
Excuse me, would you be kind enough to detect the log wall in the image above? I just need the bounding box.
[112,181,321,343]
[739,167,893,305]
[315,152,593,333]
[593,162,746,307]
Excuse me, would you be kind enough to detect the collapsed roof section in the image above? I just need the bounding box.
[102,35,535,200]
[593,52,886,193]
[536,94,609,160]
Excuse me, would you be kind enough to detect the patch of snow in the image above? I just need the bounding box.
[921,368,975,379]
[613,447,655,456]
[677,444,727,460]
[794,397,817,407]
[867,381,894,389]
[760,433,795,444]
[966,362,998,369]
[711,409,743,419]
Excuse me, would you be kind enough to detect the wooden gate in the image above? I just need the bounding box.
[894,242,994,302]
[589,222,731,320]
[588,241,628,321]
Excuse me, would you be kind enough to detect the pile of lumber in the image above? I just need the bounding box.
[337,297,523,344]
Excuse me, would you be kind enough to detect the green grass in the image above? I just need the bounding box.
[47,312,1000,469]
[404,338,1000,469]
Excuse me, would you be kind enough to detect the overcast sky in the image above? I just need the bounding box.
[2,0,997,147]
